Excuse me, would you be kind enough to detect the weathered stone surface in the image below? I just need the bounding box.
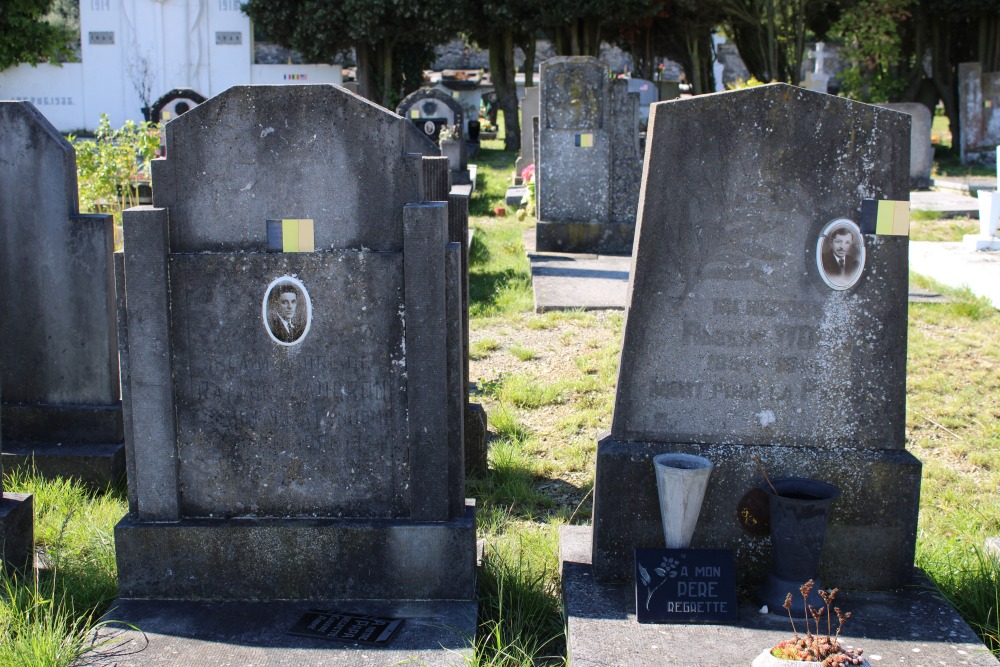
[882,102,934,188]
[0,492,33,574]
[592,84,918,590]
[0,101,124,486]
[464,403,488,475]
[152,87,423,253]
[592,435,920,587]
[959,62,1000,165]
[614,86,910,450]
[117,85,474,606]
[82,599,475,667]
[562,526,1000,667]
[536,57,640,254]
[116,502,477,600]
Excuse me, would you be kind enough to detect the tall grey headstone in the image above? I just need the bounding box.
[882,103,934,188]
[958,62,1000,165]
[536,56,641,254]
[0,375,34,574]
[591,84,920,590]
[0,101,125,488]
[514,86,540,181]
[114,86,475,613]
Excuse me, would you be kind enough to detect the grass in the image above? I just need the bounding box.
[0,470,126,667]
[909,214,979,242]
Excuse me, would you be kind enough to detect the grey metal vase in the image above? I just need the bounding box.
[652,453,713,549]
[757,477,841,617]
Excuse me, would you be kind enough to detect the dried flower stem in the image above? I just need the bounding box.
[753,454,779,496]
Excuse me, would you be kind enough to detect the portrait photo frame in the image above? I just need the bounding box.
[262,275,312,346]
[816,219,865,291]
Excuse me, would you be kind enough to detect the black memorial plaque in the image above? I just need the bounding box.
[288,609,405,645]
[635,548,738,624]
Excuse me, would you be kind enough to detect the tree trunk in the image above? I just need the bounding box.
[356,43,379,103]
[930,21,959,156]
[490,28,521,153]
[380,39,395,109]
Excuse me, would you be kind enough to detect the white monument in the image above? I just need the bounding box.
[964,145,1000,250]
[803,42,830,93]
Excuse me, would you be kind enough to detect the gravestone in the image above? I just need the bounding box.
[110,86,475,660]
[958,62,1000,165]
[397,88,471,185]
[803,42,830,93]
[626,78,659,125]
[0,101,125,488]
[965,146,1000,251]
[882,103,934,188]
[590,84,920,590]
[0,376,34,574]
[514,87,539,183]
[536,56,641,254]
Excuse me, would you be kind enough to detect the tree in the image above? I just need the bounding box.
[464,0,544,152]
[538,0,664,57]
[721,0,841,85]
[0,0,74,70]
[614,0,727,93]
[242,0,463,108]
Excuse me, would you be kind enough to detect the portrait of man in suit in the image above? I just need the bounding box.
[263,278,310,345]
[817,220,864,290]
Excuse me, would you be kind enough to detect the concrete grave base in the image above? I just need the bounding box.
[592,435,921,589]
[1,402,125,489]
[2,443,125,489]
[0,492,33,573]
[535,220,635,255]
[561,526,1000,667]
[79,598,476,667]
[116,502,477,601]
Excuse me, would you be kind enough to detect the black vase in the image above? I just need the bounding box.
[756,477,841,617]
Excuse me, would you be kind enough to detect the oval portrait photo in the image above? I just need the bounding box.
[262,276,312,346]
[816,219,865,291]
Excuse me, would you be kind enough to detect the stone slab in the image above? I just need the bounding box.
[909,241,1000,309]
[592,437,921,589]
[986,538,1000,559]
[911,189,981,217]
[615,85,910,450]
[0,103,120,407]
[561,525,1000,667]
[881,103,934,188]
[115,501,477,601]
[530,252,630,312]
[1,442,124,489]
[80,598,476,667]
[933,176,996,196]
[168,252,407,519]
[0,492,33,573]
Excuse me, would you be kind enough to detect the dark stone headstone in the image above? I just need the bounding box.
[0,376,34,575]
[536,57,641,254]
[0,101,124,488]
[116,86,475,607]
[591,84,920,590]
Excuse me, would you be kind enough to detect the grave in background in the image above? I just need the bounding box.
[513,86,539,183]
[535,56,641,254]
[559,83,998,666]
[882,102,934,189]
[101,85,475,664]
[958,62,1000,164]
[397,88,472,185]
[0,101,125,488]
